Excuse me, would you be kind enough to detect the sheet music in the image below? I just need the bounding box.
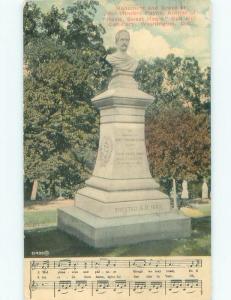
[24,257,210,300]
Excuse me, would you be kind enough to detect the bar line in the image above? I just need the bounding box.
[164,280,166,295]
[54,281,56,298]
[29,261,32,299]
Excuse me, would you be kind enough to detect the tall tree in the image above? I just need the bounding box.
[23,2,43,46]
[135,55,211,196]
[145,106,210,183]
[24,1,111,199]
[135,54,209,115]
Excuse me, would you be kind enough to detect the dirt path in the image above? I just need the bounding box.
[24,199,74,212]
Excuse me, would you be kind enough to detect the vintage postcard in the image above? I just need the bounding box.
[24,0,211,299]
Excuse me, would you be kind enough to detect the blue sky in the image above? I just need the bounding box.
[32,0,211,68]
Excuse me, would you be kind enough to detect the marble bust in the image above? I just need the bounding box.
[106,30,138,76]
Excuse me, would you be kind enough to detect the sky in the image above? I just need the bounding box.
[30,0,211,69]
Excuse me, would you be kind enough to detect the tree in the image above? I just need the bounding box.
[24,1,111,199]
[134,55,211,196]
[135,54,209,115]
[145,106,210,194]
[200,66,211,114]
[23,2,43,46]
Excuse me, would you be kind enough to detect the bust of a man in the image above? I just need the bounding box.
[106,30,138,75]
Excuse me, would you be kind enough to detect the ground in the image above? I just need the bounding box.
[24,199,211,257]
[24,198,74,229]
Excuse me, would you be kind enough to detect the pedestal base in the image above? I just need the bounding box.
[58,207,191,248]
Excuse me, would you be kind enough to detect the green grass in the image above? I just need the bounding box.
[192,204,211,215]
[25,210,57,228]
[24,217,210,257]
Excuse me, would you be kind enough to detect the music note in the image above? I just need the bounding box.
[132,259,147,268]
[57,280,72,294]
[184,279,202,294]
[189,259,202,268]
[95,280,110,294]
[132,281,146,293]
[57,259,72,270]
[168,280,183,293]
[73,280,88,292]
[41,260,49,269]
[148,281,163,293]
[165,260,173,268]
[113,280,127,294]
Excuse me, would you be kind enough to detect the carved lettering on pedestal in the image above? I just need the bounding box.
[115,129,145,167]
[115,203,163,216]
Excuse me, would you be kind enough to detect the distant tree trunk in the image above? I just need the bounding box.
[31,180,38,201]
[171,178,178,210]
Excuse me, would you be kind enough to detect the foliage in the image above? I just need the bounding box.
[145,106,210,185]
[24,1,111,199]
[135,54,211,193]
[135,54,210,115]
[24,2,43,46]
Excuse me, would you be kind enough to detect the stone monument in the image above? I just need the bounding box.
[202,178,209,201]
[181,180,189,199]
[58,30,191,248]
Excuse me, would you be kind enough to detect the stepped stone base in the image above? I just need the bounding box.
[58,207,191,248]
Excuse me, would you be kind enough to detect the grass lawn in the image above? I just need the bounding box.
[25,210,57,228]
[24,217,210,257]
[180,203,211,218]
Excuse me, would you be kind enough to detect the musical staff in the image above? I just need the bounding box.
[30,258,202,270]
[30,279,203,297]
[26,257,209,299]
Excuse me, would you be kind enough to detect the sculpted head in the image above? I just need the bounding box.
[115,30,130,53]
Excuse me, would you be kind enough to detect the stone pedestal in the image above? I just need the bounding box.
[58,71,191,247]
[58,207,190,248]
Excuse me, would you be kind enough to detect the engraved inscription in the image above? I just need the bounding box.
[115,203,162,216]
[115,128,145,166]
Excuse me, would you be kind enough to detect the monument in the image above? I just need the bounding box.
[202,178,209,201]
[58,30,191,248]
[181,180,189,200]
